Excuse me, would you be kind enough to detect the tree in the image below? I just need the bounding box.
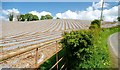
[18,13,39,21]
[40,16,46,20]
[57,17,60,19]
[45,14,53,19]
[20,14,26,21]
[8,14,13,21]
[40,14,53,20]
[33,15,39,20]
[25,14,33,21]
[117,17,120,21]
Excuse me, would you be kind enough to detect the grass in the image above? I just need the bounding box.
[86,25,120,68]
[99,26,119,68]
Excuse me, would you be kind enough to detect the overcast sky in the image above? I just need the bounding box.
[1,1,119,22]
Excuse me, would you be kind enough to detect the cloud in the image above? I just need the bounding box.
[29,11,52,19]
[103,6,118,21]
[92,0,109,9]
[2,8,20,21]
[2,8,20,15]
[55,6,118,22]
[55,10,78,19]
[0,16,9,21]
[54,0,117,22]
[1,1,118,22]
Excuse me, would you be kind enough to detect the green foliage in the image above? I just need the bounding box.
[89,20,101,29]
[45,14,53,19]
[33,15,39,20]
[40,16,46,20]
[60,26,120,69]
[24,13,39,21]
[19,14,26,21]
[117,17,120,21]
[56,17,60,19]
[40,14,53,20]
[60,30,94,69]
[25,13,33,21]
[18,13,39,21]
[8,14,13,21]
[89,24,98,29]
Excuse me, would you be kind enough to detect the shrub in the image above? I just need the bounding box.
[89,20,101,29]
[60,30,94,69]
[89,24,99,29]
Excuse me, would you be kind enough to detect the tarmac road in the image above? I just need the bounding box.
[109,32,120,58]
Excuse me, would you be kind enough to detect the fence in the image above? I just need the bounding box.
[38,41,67,70]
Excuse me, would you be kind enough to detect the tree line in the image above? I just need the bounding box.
[8,13,55,21]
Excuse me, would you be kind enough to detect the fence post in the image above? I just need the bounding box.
[56,41,58,70]
[35,48,38,68]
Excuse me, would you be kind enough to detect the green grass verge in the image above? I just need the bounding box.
[90,26,119,68]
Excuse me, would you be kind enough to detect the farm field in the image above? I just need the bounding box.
[0,19,118,68]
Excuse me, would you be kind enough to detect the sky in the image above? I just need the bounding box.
[1,1,119,22]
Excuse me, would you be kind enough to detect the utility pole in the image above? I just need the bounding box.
[100,0,104,22]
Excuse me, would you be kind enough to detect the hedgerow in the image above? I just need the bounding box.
[60,25,120,69]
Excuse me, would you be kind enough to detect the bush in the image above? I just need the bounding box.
[89,24,99,29]
[60,30,94,69]
[89,20,101,29]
